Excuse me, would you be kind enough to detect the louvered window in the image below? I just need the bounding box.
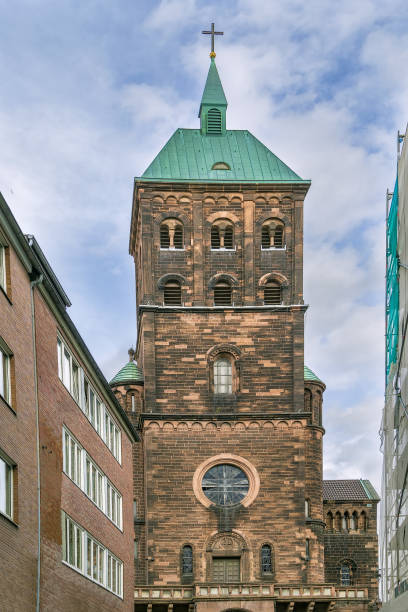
[164,281,181,305]
[182,545,193,575]
[261,545,272,574]
[160,224,170,248]
[214,282,232,306]
[207,108,222,134]
[174,225,183,249]
[261,226,271,249]
[274,225,284,248]
[264,281,281,305]
[224,226,234,249]
[211,226,221,249]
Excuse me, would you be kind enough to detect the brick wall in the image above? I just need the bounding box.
[33,289,134,611]
[0,242,38,610]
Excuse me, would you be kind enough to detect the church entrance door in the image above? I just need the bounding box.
[212,557,240,582]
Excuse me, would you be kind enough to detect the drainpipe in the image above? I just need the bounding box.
[29,268,43,612]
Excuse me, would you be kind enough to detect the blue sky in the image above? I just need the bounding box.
[2,0,408,491]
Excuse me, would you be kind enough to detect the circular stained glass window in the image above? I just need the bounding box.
[201,464,249,506]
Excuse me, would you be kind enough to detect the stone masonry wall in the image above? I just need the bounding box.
[143,418,324,585]
[139,308,305,415]
[323,500,378,601]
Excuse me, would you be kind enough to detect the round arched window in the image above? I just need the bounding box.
[201,464,249,506]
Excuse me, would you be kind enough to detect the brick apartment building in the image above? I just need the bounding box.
[0,193,138,611]
[107,54,381,612]
[0,48,380,612]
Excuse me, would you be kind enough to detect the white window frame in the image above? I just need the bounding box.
[0,339,12,406]
[85,455,104,511]
[0,451,13,520]
[57,336,122,463]
[62,511,123,598]
[62,427,123,530]
[57,338,80,404]
[106,481,122,529]
[0,242,6,292]
[63,512,83,571]
[105,410,122,463]
[63,429,82,488]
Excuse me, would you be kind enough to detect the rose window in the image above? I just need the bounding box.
[201,464,249,506]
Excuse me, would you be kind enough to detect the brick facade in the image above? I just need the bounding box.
[0,210,38,611]
[0,195,137,611]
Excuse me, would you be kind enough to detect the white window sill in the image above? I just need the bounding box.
[0,509,17,527]
[62,560,123,600]
[211,248,236,252]
[160,248,185,251]
[261,246,286,251]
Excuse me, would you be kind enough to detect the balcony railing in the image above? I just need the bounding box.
[134,583,368,601]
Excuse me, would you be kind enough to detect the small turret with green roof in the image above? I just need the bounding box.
[304,365,325,427]
[304,365,324,384]
[110,348,144,387]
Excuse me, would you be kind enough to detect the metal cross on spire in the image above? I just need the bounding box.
[202,22,223,58]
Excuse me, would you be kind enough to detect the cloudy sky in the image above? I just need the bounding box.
[2,0,408,491]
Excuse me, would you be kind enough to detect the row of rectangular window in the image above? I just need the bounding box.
[62,511,123,598]
[57,337,121,462]
[63,427,122,529]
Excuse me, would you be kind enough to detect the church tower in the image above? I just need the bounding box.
[122,34,376,612]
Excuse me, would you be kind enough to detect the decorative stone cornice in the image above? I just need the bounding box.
[140,415,309,433]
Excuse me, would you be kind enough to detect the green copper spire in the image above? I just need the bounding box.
[199,58,227,135]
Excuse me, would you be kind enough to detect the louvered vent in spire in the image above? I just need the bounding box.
[207,108,222,134]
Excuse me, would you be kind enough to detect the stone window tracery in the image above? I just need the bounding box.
[160,219,184,249]
[211,220,234,250]
[261,219,285,249]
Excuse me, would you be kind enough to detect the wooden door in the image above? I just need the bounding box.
[212,557,240,582]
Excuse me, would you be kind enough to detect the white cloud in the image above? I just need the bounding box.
[0,0,405,491]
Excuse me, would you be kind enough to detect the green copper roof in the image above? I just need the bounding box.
[139,129,307,184]
[304,365,323,383]
[199,58,227,117]
[360,479,380,501]
[110,361,144,386]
